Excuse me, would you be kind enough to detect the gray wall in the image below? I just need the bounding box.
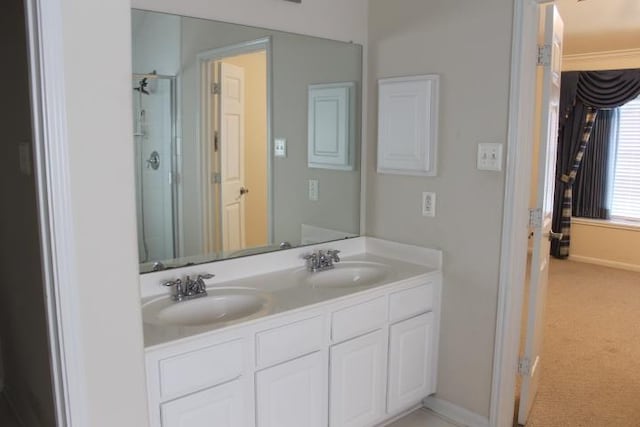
[179,17,362,249]
[367,0,513,417]
[0,0,55,425]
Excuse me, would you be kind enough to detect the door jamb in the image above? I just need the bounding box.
[24,0,87,425]
[489,1,547,426]
[196,37,273,252]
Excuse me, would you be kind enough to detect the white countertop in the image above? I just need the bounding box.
[140,237,442,349]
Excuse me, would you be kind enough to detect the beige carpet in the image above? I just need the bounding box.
[520,259,640,426]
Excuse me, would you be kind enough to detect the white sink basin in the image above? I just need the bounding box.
[143,288,272,327]
[298,261,391,289]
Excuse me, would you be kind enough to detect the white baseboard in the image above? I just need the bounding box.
[423,396,489,427]
[569,255,640,273]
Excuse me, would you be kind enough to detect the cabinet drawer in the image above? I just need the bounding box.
[389,283,434,323]
[158,339,244,399]
[332,296,386,343]
[160,379,247,427]
[256,316,324,368]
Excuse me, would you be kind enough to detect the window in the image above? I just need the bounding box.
[611,96,640,221]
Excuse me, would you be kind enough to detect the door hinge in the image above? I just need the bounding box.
[518,356,539,377]
[537,44,551,66]
[211,172,221,184]
[211,82,221,95]
[529,208,542,229]
[518,357,531,376]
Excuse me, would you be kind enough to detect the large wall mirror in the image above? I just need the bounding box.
[132,10,362,273]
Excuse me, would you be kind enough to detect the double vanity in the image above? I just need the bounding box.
[140,237,442,427]
[132,10,441,427]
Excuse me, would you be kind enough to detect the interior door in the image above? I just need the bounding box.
[518,4,563,425]
[219,61,247,252]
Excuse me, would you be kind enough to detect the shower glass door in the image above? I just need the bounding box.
[132,75,178,265]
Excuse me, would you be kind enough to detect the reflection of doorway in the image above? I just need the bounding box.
[199,38,272,254]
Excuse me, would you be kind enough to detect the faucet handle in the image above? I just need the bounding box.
[327,249,341,262]
[197,273,215,280]
[162,278,182,287]
[162,278,184,301]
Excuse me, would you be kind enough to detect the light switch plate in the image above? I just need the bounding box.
[308,179,319,201]
[274,138,287,157]
[422,192,436,217]
[477,143,503,171]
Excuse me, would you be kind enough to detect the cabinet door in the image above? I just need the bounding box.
[255,351,327,427]
[330,329,386,427]
[160,379,247,427]
[387,312,435,414]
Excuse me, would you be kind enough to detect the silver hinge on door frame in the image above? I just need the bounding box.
[529,208,542,228]
[518,357,531,376]
[518,356,540,377]
[211,82,221,95]
[537,44,551,66]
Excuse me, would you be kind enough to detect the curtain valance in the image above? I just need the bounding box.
[564,70,640,110]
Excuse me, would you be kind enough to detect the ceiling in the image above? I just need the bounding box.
[555,0,640,54]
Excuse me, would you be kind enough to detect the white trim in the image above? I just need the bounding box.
[490,1,539,427]
[572,217,640,232]
[569,255,640,273]
[563,48,640,71]
[24,0,87,426]
[423,397,489,427]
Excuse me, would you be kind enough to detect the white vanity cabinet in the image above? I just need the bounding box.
[256,351,327,427]
[160,379,247,427]
[330,330,387,427]
[386,281,438,415]
[387,312,436,414]
[145,269,442,427]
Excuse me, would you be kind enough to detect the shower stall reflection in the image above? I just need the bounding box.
[132,73,179,264]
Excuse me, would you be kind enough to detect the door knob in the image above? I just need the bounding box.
[547,231,563,241]
[239,187,249,196]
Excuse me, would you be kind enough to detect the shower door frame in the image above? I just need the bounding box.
[133,73,182,262]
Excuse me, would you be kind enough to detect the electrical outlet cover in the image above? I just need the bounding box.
[274,138,287,157]
[308,179,319,201]
[422,192,436,217]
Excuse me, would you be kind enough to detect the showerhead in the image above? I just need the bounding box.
[133,70,158,95]
[134,77,150,95]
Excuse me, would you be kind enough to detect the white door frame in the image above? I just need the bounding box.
[24,0,87,425]
[490,1,554,426]
[197,37,274,251]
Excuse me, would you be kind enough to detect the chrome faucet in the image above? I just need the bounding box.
[163,273,214,302]
[303,249,340,272]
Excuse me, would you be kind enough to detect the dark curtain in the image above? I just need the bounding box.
[551,69,640,259]
[573,109,617,219]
